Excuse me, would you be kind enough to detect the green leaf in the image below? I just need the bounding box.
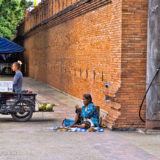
[0,0,33,39]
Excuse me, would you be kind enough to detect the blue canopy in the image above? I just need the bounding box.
[0,37,25,54]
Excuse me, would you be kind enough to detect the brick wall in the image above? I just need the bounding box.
[116,0,148,128]
[19,0,148,129]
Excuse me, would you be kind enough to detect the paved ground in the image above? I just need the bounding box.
[0,76,160,160]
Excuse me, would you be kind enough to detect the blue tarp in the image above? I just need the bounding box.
[0,37,25,54]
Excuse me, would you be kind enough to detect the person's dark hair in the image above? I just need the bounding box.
[83,94,93,103]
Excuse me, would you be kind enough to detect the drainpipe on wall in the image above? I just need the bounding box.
[146,0,160,129]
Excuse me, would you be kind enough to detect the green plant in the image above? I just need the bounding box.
[0,0,33,39]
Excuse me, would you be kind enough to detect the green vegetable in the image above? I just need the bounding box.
[46,104,53,111]
[38,103,57,111]
[38,104,45,111]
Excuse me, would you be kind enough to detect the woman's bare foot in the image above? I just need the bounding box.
[68,124,76,127]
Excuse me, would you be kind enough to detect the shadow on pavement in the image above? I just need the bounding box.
[0,118,59,123]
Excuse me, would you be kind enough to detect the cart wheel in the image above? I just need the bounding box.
[11,100,33,122]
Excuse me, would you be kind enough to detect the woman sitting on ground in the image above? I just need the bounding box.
[70,94,99,129]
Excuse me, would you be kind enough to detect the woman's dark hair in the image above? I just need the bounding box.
[83,94,93,103]
[13,62,20,69]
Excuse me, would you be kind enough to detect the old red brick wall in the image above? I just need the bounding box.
[19,0,148,129]
[115,0,148,128]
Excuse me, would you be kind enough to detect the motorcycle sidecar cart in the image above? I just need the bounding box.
[0,92,37,122]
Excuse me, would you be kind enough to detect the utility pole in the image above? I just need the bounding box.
[147,0,160,129]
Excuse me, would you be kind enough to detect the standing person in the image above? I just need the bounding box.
[12,61,23,93]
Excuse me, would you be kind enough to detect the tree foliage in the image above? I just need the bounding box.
[0,0,33,39]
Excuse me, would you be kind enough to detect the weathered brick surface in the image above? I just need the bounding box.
[115,0,148,128]
[18,0,148,128]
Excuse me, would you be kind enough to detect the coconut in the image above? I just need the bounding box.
[46,104,53,111]
[38,104,45,111]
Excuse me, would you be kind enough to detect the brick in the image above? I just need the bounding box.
[17,0,148,129]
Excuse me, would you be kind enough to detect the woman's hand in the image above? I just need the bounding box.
[75,104,80,109]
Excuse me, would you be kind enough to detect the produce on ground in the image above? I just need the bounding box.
[38,103,59,111]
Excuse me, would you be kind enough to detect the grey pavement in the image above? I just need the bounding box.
[0,76,160,160]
